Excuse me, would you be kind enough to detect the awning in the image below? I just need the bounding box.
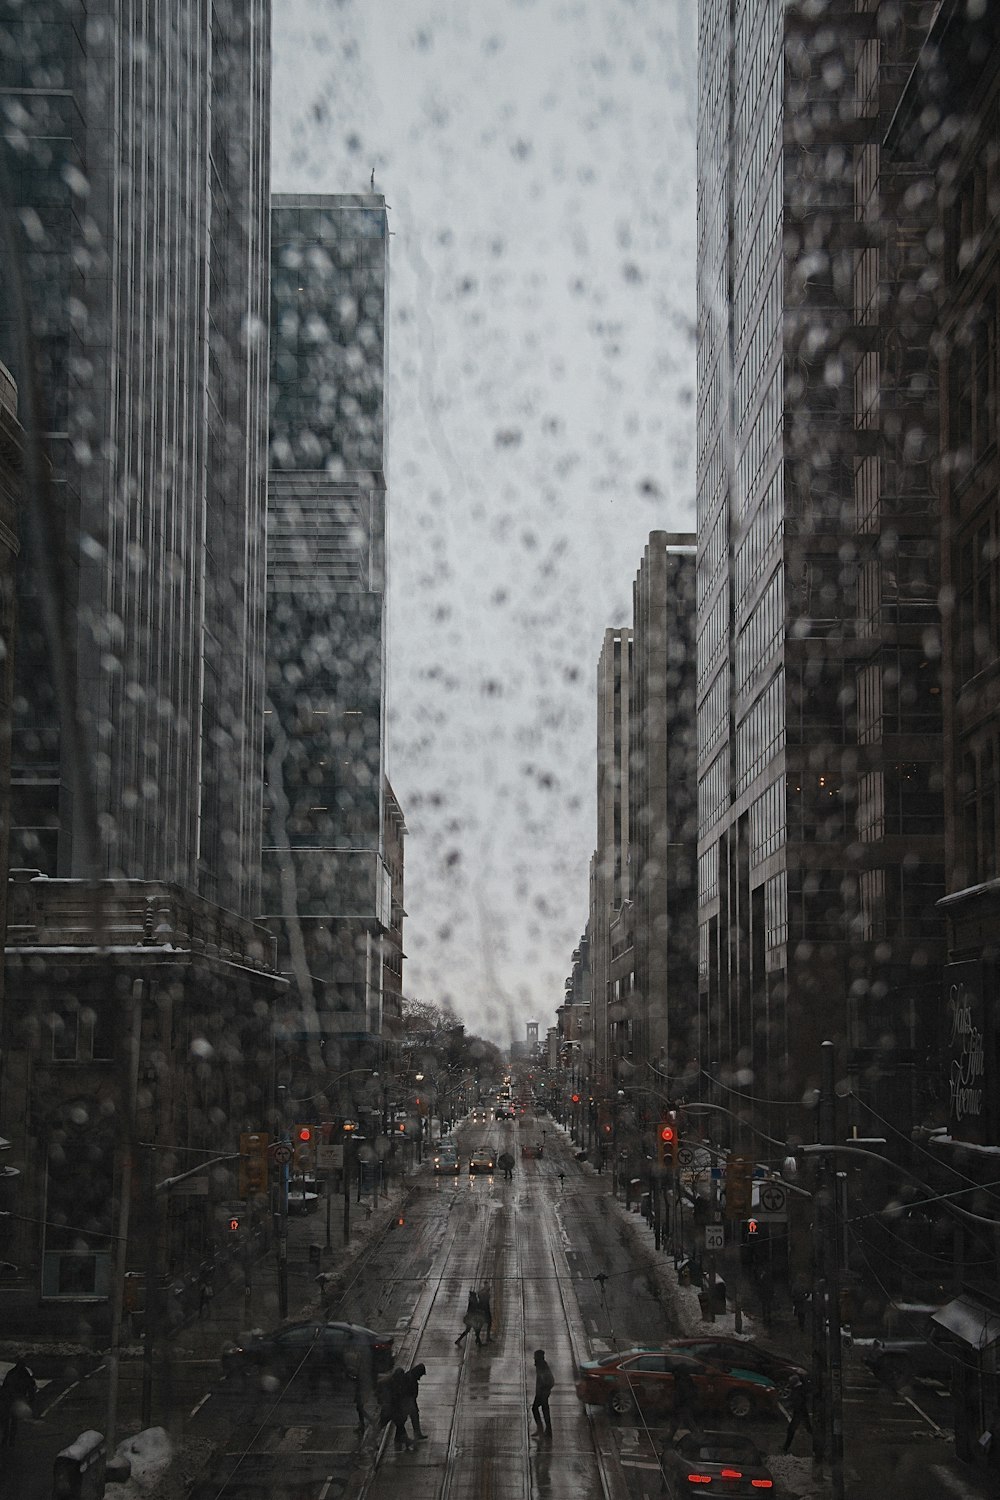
[930,1296,1000,1351]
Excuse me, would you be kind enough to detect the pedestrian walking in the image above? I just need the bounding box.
[397,1362,428,1441]
[498,1151,515,1181]
[755,1268,775,1328]
[0,1358,36,1448]
[455,1290,486,1346]
[782,1373,813,1453]
[670,1368,698,1436]
[347,1338,376,1436]
[478,1286,493,1342]
[531,1348,554,1434]
[378,1368,413,1450]
[197,1266,215,1320]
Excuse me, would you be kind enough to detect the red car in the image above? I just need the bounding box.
[575,1348,779,1420]
[664,1337,807,1400]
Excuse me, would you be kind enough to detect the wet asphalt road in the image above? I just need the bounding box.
[1,1111,966,1500]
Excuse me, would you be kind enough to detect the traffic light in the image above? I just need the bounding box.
[597,1103,612,1137]
[227,1215,241,1234]
[293,1124,314,1172]
[571,1093,581,1104]
[726,1156,753,1218]
[657,1113,678,1169]
[239,1131,270,1197]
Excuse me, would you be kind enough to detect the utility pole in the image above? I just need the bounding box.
[813,1039,845,1499]
[107,977,143,1454]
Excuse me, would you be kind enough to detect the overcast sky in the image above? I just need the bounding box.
[271,0,698,1046]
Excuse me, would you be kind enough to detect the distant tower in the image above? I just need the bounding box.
[526,1020,539,1051]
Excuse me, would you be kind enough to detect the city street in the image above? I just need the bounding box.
[1,1107,986,1500]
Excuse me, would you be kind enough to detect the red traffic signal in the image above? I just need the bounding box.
[571,1093,581,1104]
[227,1216,241,1233]
[747,1218,759,1235]
[657,1114,679,1169]
[296,1126,312,1143]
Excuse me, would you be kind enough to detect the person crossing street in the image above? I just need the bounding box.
[531,1348,555,1435]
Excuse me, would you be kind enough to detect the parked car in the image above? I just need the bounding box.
[575,1348,779,1420]
[433,1145,460,1173]
[666,1336,807,1399]
[862,1322,957,1389]
[660,1430,775,1495]
[469,1150,495,1174]
[221,1321,394,1383]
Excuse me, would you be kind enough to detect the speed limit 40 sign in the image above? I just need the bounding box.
[704,1224,724,1252]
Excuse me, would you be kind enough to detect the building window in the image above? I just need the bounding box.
[958,515,1000,683]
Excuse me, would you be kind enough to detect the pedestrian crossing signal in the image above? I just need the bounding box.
[228,1216,240,1233]
[747,1218,759,1235]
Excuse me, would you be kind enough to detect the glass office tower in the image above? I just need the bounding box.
[695,1,943,1131]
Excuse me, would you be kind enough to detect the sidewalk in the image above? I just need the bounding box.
[0,1167,418,1374]
[551,1122,994,1500]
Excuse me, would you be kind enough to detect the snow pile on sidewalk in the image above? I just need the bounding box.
[108,1427,173,1494]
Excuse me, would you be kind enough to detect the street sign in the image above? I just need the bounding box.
[677,1145,696,1168]
[758,1181,787,1214]
[316,1141,344,1171]
[270,1142,293,1167]
[705,1224,724,1252]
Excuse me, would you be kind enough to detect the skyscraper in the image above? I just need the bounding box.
[264,194,393,1095]
[695,2,943,1130]
[593,627,632,1090]
[0,1,279,1319]
[1,0,271,913]
[628,533,697,1082]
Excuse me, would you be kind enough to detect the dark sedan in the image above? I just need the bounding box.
[221,1320,394,1383]
[660,1430,775,1496]
[575,1348,779,1420]
[666,1336,807,1399]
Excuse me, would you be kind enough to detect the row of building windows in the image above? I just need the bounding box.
[857,865,945,943]
[858,542,938,629]
[735,154,781,339]
[857,763,943,840]
[698,589,728,695]
[749,777,784,864]
[961,731,1000,887]
[947,295,996,464]
[735,669,784,795]
[698,669,729,761]
[735,565,782,694]
[698,501,727,611]
[733,6,781,250]
[734,467,783,602]
[958,508,1000,684]
[735,264,780,437]
[855,649,942,742]
[736,367,781,513]
[698,744,730,840]
[948,118,1000,281]
[698,843,719,904]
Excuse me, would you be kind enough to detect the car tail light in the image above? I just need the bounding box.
[751,1482,773,1490]
[720,1470,742,1479]
[686,1476,712,1485]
